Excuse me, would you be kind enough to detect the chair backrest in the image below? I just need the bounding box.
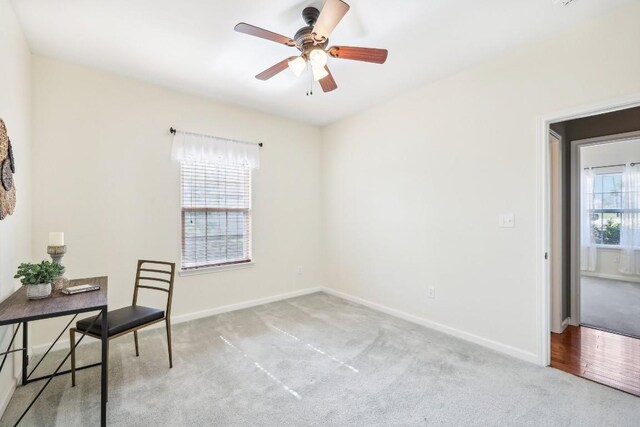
[132,260,176,319]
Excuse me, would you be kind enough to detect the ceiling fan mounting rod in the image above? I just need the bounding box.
[302,7,320,26]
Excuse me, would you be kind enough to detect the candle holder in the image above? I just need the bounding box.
[47,245,69,291]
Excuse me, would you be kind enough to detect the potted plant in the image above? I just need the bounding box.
[14,261,64,299]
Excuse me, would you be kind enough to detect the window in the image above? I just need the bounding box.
[180,161,252,270]
[590,173,622,245]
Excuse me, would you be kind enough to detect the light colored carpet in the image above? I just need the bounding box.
[2,292,639,426]
[581,276,640,338]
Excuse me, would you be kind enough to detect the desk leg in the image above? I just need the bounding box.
[22,322,28,386]
[100,308,108,427]
[14,313,102,426]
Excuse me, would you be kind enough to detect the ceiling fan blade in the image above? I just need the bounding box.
[313,0,350,41]
[255,57,298,80]
[328,46,388,64]
[235,23,295,47]
[319,66,337,92]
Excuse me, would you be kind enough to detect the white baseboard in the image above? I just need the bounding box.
[321,287,539,365]
[567,317,579,327]
[551,317,571,334]
[171,287,322,324]
[581,272,640,283]
[0,377,16,420]
[30,286,323,356]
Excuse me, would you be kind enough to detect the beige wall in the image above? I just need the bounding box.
[30,57,322,347]
[321,4,640,361]
[581,138,640,283]
[1,0,639,386]
[0,0,32,413]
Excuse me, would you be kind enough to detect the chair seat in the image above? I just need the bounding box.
[76,305,165,336]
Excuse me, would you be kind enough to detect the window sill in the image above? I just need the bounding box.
[179,262,255,276]
[595,245,621,250]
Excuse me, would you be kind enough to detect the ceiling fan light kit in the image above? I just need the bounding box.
[288,56,307,77]
[234,0,388,94]
[309,49,328,68]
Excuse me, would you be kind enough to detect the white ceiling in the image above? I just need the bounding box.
[12,0,634,126]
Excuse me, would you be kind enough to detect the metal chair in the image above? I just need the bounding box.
[70,260,176,386]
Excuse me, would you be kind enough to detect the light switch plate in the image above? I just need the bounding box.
[499,213,515,228]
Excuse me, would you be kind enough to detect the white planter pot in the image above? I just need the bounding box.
[26,283,52,299]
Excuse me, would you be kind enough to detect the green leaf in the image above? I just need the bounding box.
[15,260,64,285]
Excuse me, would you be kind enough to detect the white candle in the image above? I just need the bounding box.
[49,232,65,246]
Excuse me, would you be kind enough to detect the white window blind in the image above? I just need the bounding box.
[181,161,252,270]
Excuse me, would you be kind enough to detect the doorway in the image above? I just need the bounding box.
[545,106,640,396]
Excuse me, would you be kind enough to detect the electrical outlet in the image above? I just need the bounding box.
[499,213,515,228]
[297,265,303,275]
[427,287,436,299]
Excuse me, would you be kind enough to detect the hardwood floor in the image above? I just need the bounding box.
[551,326,640,397]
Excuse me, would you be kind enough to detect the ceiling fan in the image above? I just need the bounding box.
[234,0,388,93]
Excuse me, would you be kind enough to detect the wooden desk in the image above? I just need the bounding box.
[0,277,108,426]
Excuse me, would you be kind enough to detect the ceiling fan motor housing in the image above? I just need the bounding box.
[296,8,328,56]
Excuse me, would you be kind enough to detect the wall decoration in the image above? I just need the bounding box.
[0,118,17,220]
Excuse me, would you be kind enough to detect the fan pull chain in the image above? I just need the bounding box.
[306,68,313,96]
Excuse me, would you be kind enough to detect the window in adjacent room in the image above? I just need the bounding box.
[590,172,622,246]
[180,161,252,269]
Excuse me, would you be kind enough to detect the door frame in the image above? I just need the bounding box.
[536,93,640,367]
[548,129,564,334]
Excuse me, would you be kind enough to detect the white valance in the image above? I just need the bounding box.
[171,130,260,169]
